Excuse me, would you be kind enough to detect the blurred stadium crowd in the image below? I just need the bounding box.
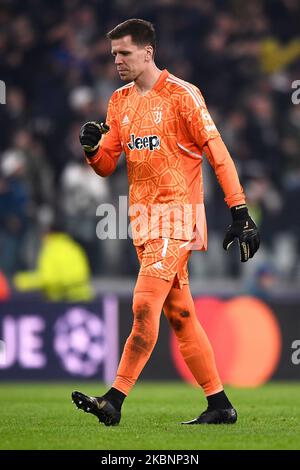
[0,0,300,287]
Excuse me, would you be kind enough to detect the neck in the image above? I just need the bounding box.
[134,63,162,95]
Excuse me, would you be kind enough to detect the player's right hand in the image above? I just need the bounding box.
[79,121,109,156]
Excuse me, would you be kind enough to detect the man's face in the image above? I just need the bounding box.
[111,35,150,81]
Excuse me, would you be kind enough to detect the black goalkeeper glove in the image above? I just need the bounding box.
[223,204,260,262]
[79,121,109,157]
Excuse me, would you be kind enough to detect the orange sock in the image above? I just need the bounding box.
[163,285,223,396]
[113,275,173,395]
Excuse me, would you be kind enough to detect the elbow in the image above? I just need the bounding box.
[96,167,115,177]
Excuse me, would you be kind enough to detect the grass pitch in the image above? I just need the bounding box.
[0,381,299,450]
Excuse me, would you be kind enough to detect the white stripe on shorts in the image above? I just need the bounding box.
[162,238,169,257]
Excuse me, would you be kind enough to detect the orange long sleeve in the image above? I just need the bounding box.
[203,136,246,208]
[86,146,120,177]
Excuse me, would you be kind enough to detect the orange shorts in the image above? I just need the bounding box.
[135,238,191,289]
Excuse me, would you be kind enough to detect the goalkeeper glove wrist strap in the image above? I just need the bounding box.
[231,204,248,221]
[84,145,99,158]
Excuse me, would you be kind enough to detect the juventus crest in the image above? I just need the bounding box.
[153,106,163,124]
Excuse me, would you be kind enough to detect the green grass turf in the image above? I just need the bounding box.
[0,382,299,450]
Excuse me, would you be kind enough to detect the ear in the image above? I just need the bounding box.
[145,45,153,61]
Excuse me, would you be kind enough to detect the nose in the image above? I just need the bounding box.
[114,54,122,65]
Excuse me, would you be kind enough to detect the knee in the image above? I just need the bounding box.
[164,302,191,333]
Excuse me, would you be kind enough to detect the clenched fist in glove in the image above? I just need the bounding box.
[79,121,109,157]
[223,204,260,262]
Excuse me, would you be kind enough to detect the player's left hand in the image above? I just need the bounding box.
[223,204,260,262]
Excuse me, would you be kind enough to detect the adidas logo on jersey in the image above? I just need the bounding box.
[127,133,160,151]
[122,115,130,125]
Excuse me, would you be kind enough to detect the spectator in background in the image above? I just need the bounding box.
[2,130,55,270]
[0,87,29,151]
[245,92,281,186]
[12,129,54,208]
[244,263,279,301]
[0,0,300,281]
[60,119,111,275]
[0,149,30,275]
[239,164,282,281]
[13,215,93,302]
[243,164,282,248]
[282,105,300,177]
[280,167,300,280]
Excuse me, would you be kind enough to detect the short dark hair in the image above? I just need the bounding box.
[107,19,156,55]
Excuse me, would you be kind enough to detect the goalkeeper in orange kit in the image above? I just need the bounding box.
[72,19,260,426]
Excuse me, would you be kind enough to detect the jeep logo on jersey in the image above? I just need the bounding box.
[127,134,160,151]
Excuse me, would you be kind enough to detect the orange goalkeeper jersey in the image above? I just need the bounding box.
[87,69,245,250]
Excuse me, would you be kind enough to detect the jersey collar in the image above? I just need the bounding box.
[152,69,169,92]
[133,69,169,96]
